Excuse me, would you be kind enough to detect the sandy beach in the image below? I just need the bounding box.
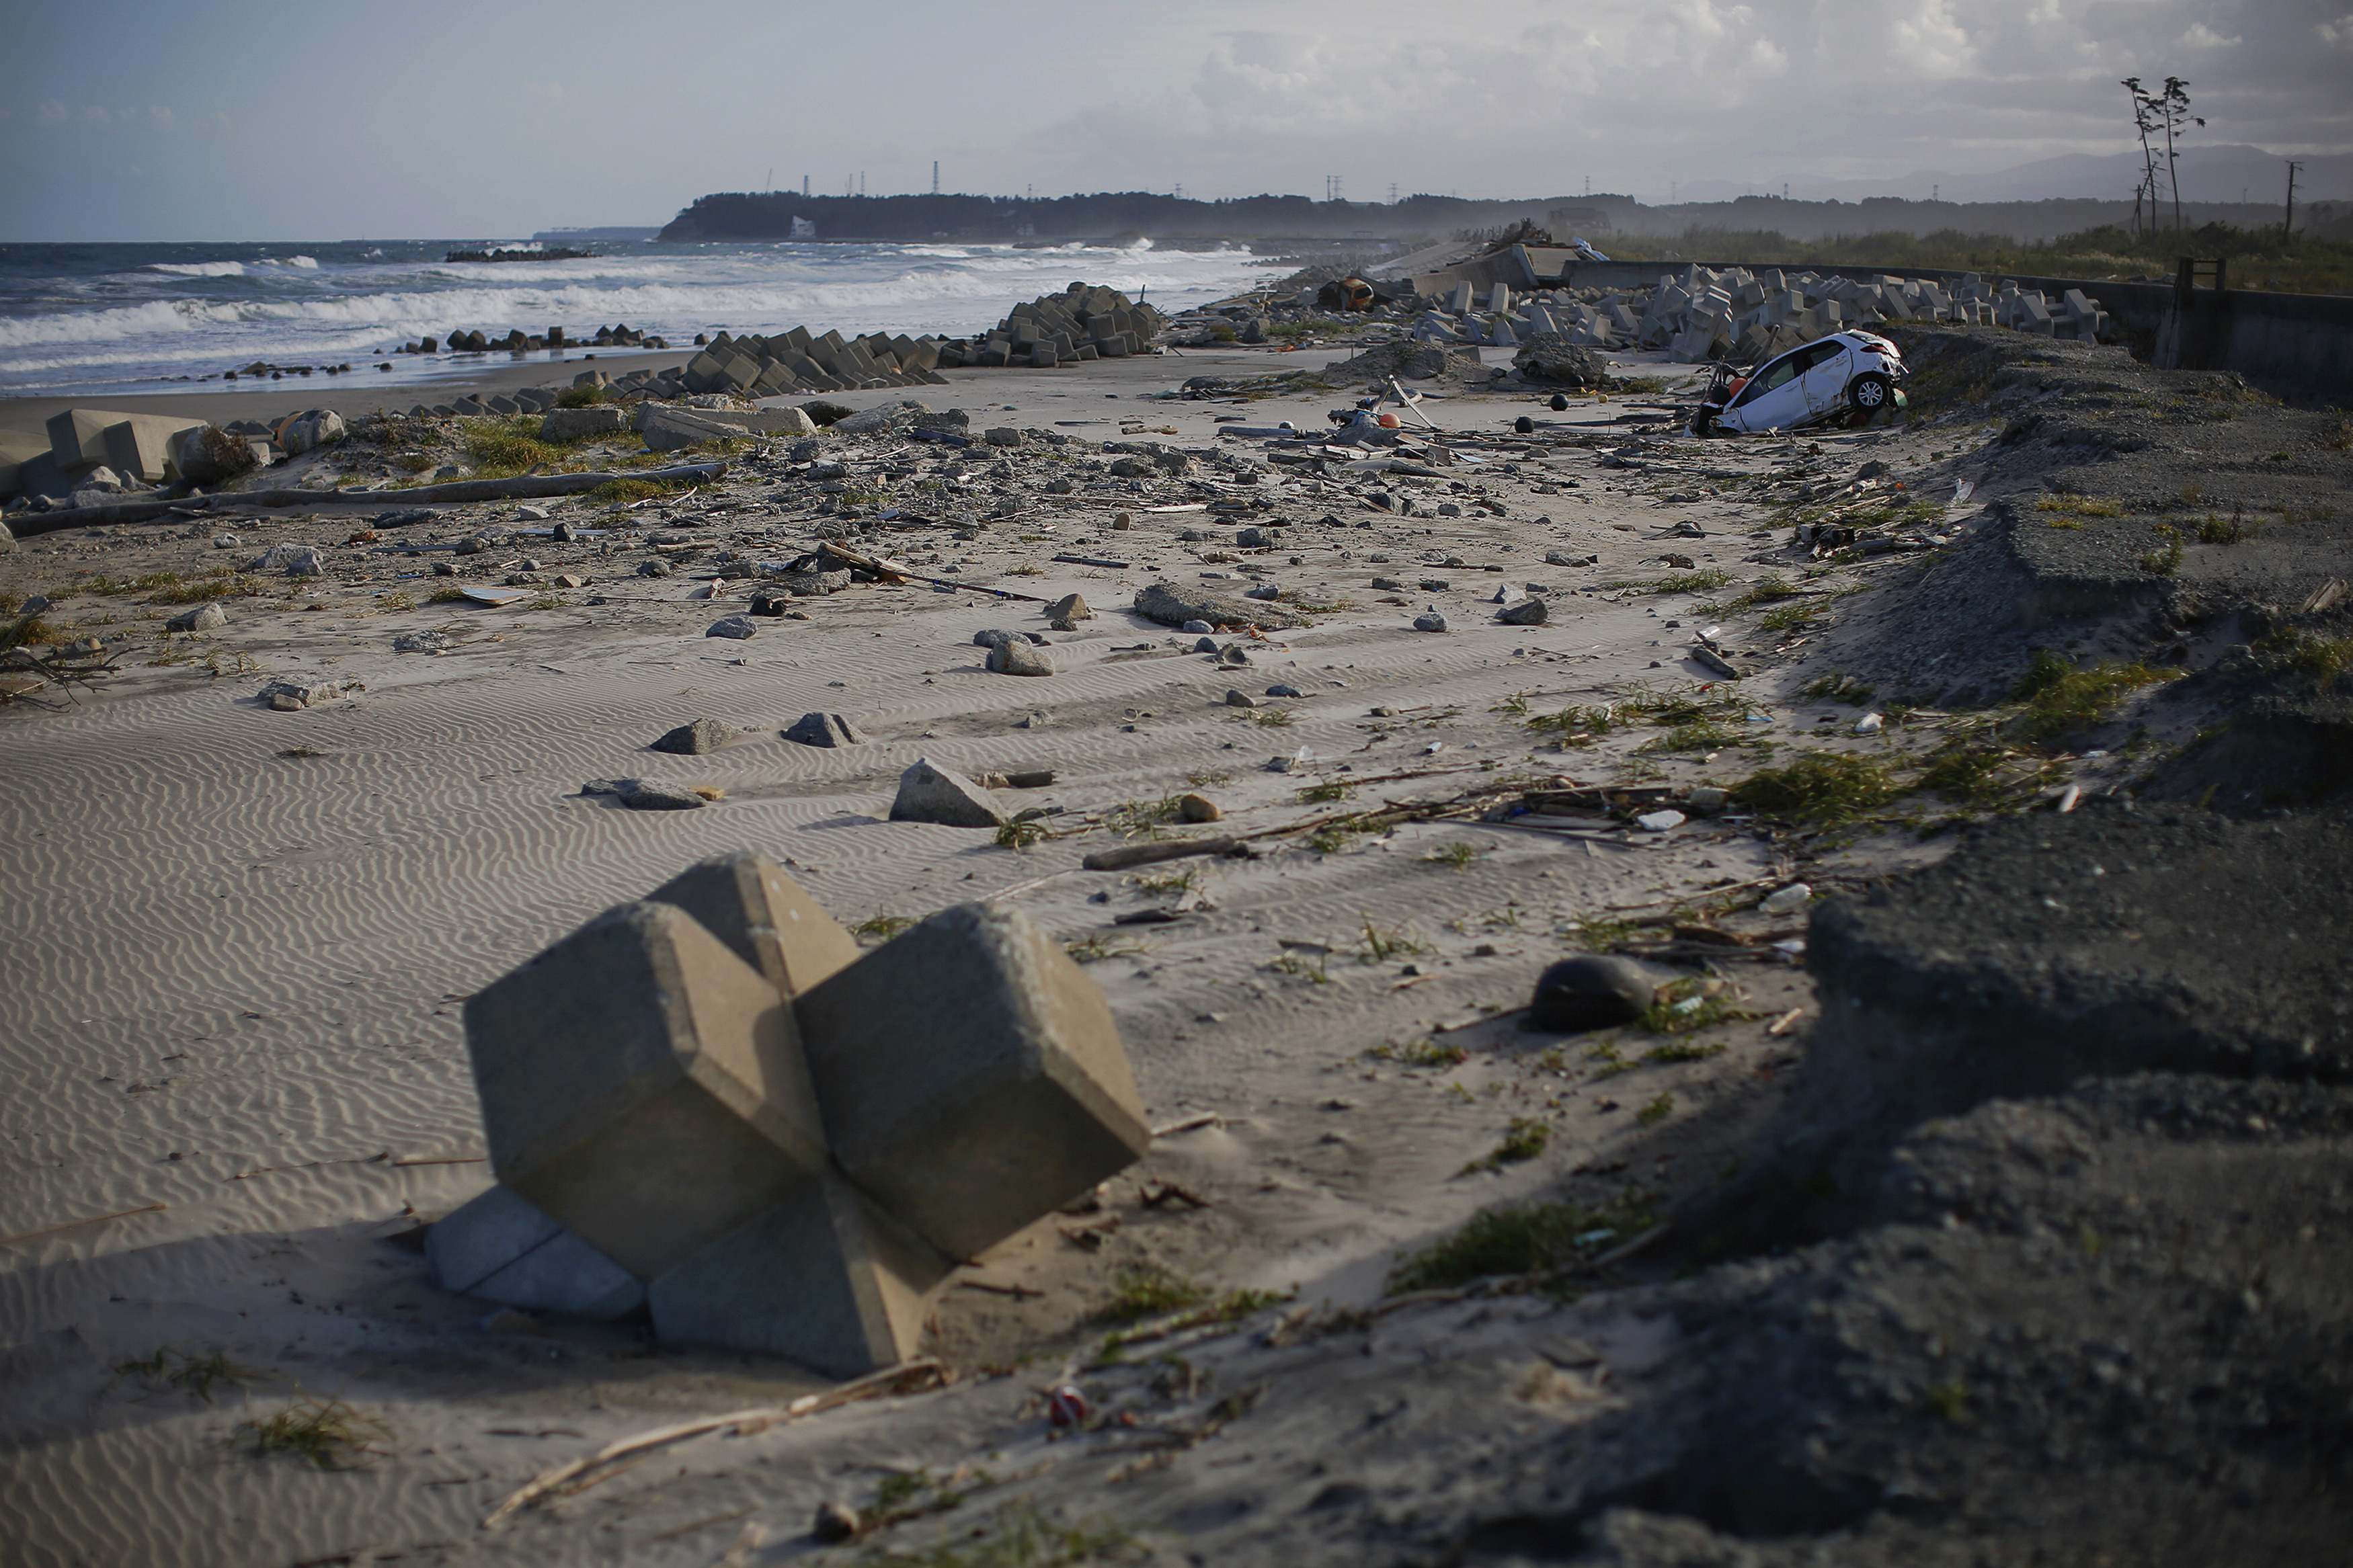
[5,311,2347,1567]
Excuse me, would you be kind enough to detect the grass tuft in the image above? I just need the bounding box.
[1387,1192,1654,1293]
[1730,750,1901,825]
[1460,1117,1552,1174]
[1094,1264,1206,1324]
[2010,653,2174,744]
[239,1397,388,1469]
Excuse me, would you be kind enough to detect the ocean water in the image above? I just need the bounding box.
[0,238,1276,399]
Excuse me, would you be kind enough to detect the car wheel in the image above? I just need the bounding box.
[1849,373,1892,415]
[1691,406,1716,436]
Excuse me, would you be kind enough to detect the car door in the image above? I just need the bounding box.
[1725,345,1811,431]
[1797,340,1857,419]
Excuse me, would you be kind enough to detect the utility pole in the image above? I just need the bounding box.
[802,175,810,198]
[1931,181,1939,202]
[766,165,774,193]
[2284,160,2304,245]
[932,160,940,195]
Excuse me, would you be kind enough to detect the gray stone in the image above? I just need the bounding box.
[647,1171,952,1375]
[253,542,323,577]
[783,711,864,748]
[832,406,899,436]
[1527,954,1664,1032]
[794,903,1151,1259]
[638,558,674,577]
[1499,597,1549,625]
[1225,689,1258,708]
[258,675,348,708]
[1045,592,1091,627]
[427,1185,643,1321]
[986,639,1053,676]
[615,779,709,811]
[889,758,1008,828]
[652,717,733,755]
[640,405,748,452]
[462,900,829,1278]
[984,427,1021,448]
[167,425,260,487]
[165,603,227,632]
[1266,684,1304,698]
[276,409,346,456]
[705,615,758,640]
[1413,611,1449,632]
[539,405,629,441]
[393,630,448,653]
[1134,581,1304,632]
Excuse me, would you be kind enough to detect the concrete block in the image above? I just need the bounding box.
[46,407,119,470]
[1448,282,1474,315]
[647,851,859,1003]
[463,901,828,1277]
[98,414,204,485]
[0,429,50,498]
[648,1171,952,1374]
[428,1185,643,1320]
[1485,283,1512,315]
[795,902,1150,1260]
[539,406,628,441]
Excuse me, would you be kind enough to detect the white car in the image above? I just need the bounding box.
[1693,331,1907,435]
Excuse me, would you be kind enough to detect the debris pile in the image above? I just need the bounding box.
[932,284,1166,369]
[1401,264,2110,364]
[430,851,1151,1373]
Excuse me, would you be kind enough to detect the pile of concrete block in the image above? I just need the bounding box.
[936,284,1164,370]
[2,407,288,503]
[1397,261,2112,369]
[427,850,1152,1375]
[678,325,951,398]
[394,323,664,357]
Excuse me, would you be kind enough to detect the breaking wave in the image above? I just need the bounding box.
[0,238,1273,396]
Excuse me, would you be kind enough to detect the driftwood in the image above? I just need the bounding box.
[7,461,732,539]
[1081,837,1245,872]
[481,1358,947,1528]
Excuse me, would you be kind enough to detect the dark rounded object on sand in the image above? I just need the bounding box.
[1550,393,1570,411]
[1527,954,1659,1032]
[1514,415,1536,434]
[811,1501,861,1542]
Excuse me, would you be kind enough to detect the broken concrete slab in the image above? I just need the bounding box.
[889,757,1009,828]
[793,901,1151,1259]
[462,900,830,1277]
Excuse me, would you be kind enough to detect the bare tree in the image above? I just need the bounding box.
[2122,78,2159,239]
[2155,76,2205,233]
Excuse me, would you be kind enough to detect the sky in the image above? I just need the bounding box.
[1,0,2348,241]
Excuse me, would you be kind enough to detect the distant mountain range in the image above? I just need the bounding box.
[1682,145,2352,206]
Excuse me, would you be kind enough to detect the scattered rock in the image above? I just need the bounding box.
[167,425,260,487]
[1499,597,1549,625]
[166,604,227,633]
[277,409,347,455]
[1266,684,1304,698]
[811,1501,861,1544]
[987,639,1053,676]
[1178,793,1223,823]
[1511,334,1618,389]
[652,718,732,755]
[889,757,1008,827]
[783,712,863,748]
[1412,610,1449,632]
[257,675,349,710]
[614,778,708,811]
[1045,593,1092,628]
[637,558,675,578]
[1527,955,1661,1032]
[392,629,448,653]
[1224,689,1258,708]
[1135,581,1304,632]
[253,542,323,577]
[705,615,758,640]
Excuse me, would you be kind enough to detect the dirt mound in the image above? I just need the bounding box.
[1322,339,1486,386]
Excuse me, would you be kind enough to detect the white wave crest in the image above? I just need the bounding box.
[147,260,248,278]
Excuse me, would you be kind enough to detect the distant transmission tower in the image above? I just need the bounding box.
[1388,181,1398,203]
[1174,183,1184,200]
[932,160,941,194]
[802,175,810,198]
[858,171,866,197]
